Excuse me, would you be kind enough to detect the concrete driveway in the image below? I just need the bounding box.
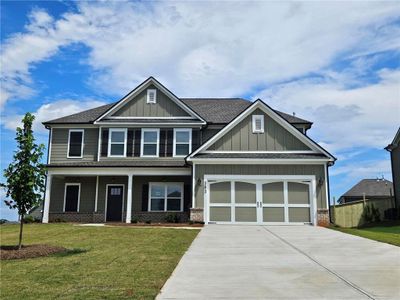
[157,225,400,300]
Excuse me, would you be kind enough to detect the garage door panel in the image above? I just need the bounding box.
[262,182,284,204]
[210,182,231,203]
[210,207,231,222]
[288,207,310,222]
[263,207,285,222]
[235,207,257,222]
[235,182,256,204]
[288,182,310,204]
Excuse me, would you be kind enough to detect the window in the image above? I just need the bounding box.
[173,128,192,157]
[252,115,264,133]
[64,183,80,212]
[149,183,183,212]
[67,129,84,158]
[108,128,127,157]
[141,128,159,157]
[147,89,157,104]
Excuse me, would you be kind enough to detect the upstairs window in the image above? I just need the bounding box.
[149,183,183,212]
[141,128,159,157]
[173,128,192,157]
[108,128,127,157]
[147,89,157,104]
[252,115,264,133]
[68,129,84,158]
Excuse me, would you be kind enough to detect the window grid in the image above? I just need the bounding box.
[148,183,183,212]
[173,128,192,157]
[108,128,127,157]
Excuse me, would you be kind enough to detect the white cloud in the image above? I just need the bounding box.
[1,1,400,107]
[256,68,400,153]
[331,159,392,182]
[1,99,105,134]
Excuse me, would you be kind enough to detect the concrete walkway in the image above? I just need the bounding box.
[157,225,400,300]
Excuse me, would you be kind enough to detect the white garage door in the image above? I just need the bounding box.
[206,176,316,225]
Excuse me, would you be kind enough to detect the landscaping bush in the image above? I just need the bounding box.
[362,204,381,224]
[23,215,41,223]
[131,217,138,224]
[145,220,151,224]
[165,213,180,223]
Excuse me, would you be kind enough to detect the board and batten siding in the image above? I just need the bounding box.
[207,108,311,151]
[50,128,98,163]
[194,164,326,209]
[112,84,190,117]
[49,176,96,213]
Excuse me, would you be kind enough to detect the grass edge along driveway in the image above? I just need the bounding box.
[1,223,199,300]
[330,222,400,247]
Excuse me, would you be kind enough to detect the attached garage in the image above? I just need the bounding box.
[204,175,317,225]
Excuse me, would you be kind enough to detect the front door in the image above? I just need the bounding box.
[106,185,124,222]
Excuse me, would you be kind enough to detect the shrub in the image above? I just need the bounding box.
[53,218,66,223]
[145,220,151,224]
[131,217,138,224]
[362,204,381,224]
[165,213,180,223]
[23,215,41,223]
[0,219,7,225]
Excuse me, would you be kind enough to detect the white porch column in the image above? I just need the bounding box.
[42,173,52,223]
[126,175,133,223]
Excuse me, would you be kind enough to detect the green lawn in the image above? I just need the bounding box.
[1,224,199,299]
[330,222,400,247]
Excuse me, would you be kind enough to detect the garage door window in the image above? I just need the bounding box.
[149,183,183,212]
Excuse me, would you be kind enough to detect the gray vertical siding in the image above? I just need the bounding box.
[50,128,98,163]
[49,176,96,213]
[391,146,400,207]
[194,164,327,209]
[112,84,190,117]
[207,109,310,151]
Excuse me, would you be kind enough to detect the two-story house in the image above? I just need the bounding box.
[42,77,335,226]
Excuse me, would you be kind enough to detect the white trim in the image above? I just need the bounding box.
[188,100,335,160]
[48,127,53,164]
[141,128,160,157]
[252,115,264,133]
[95,77,206,124]
[173,128,192,157]
[190,159,331,164]
[126,175,133,223]
[105,184,125,222]
[148,182,184,212]
[47,167,191,176]
[108,128,127,157]
[42,174,52,223]
[202,150,317,154]
[192,163,196,208]
[324,163,330,208]
[97,127,102,161]
[147,89,157,104]
[67,129,84,159]
[205,174,315,181]
[94,176,99,212]
[63,183,81,213]
[46,125,97,129]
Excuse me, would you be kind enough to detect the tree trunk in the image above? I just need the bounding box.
[18,214,24,250]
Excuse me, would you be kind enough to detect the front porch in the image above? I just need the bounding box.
[42,168,192,223]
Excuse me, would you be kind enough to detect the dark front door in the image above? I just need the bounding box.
[106,185,123,222]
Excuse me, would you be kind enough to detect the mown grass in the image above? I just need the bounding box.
[330,221,400,247]
[0,223,199,299]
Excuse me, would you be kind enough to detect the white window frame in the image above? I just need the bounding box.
[252,115,265,133]
[147,89,157,104]
[148,182,184,212]
[67,129,84,158]
[63,183,81,212]
[141,128,160,157]
[173,128,192,157]
[108,128,127,157]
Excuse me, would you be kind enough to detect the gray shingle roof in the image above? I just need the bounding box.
[47,160,187,168]
[101,118,204,124]
[43,98,312,125]
[192,153,328,159]
[341,179,394,198]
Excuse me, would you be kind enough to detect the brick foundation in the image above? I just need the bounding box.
[317,209,330,227]
[190,208,204,222]
[49,212,104,223]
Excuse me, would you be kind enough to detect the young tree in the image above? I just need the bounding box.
[1,113,46,249]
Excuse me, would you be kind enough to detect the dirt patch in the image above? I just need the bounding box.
[0,244,67,260]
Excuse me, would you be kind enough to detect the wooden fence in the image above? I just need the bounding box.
[331,198,395,228]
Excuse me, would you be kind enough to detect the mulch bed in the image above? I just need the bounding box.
[0,244,67,260]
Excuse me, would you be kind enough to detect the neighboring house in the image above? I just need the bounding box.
[385,127,400,210]
[338,179,394,204]
[27,203,43,220]
[42,77,336,226]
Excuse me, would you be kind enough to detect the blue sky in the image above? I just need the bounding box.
[1,1,399,220]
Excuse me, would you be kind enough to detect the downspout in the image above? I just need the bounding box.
[42,126,51,222]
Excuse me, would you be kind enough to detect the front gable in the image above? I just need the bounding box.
[112,84,191,118]
[95,77,206,123]
[207,108,311,151]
